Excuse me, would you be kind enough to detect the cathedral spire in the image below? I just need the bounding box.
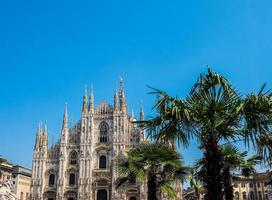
[88,84,94,113]
[35,122,42,150]
[43,122,48,147]
[140,102,144,121]
[61,104,69,144]
[82,85,88,113]
[119,77,127,113]
[131,108,135,118]
[62,103,68,130]
[114,88,119,112]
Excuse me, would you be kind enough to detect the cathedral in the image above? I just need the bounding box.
[30,79,147,200]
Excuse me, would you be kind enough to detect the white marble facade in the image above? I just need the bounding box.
[30,79,146,200]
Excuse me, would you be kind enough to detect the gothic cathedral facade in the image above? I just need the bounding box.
[30,79,146,200]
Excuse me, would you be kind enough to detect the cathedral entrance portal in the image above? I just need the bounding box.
[97,189,107,200]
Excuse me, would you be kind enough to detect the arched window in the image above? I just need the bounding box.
[99,122,108,143]
[69,173,76,185]
[48,174,55,186]
[69,151,77,165]
[99,155,107,169]
[234,192,239,200]
[97,189,107,200]
[242,192,247,200]
[130,197,137,200]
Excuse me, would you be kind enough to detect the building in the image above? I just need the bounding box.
[183,171,272,200]
[0,157,32,200]
[30,79,147,200]
[12,165,32,200]
[0,157,13,183]
[233,171,272,200]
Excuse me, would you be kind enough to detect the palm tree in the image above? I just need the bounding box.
[115,142,188,200]
[219,145,261,200]
[143,68,272,200]
[195,144,261,200]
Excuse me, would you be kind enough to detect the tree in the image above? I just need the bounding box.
[143,68,272,200]
[115,142,188,200]
[188,167,201,200]
[196,144,261,200]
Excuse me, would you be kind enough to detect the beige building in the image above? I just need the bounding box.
[183,172,272,200]
[0,156,32,200]
[233,172,272,200]
[12,165,32,200]
[0,157,13,183]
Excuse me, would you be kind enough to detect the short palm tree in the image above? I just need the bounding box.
[143,68,272,200]
[188,167,201,200]
[115,142,188,200]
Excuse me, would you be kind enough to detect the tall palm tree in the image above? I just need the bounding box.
[143,68,272,200]
[115,142,188,200]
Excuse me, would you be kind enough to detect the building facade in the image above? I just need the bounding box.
[232,172,272,200]
[0,157,13,184]
[183,171,272,200]
[12,165,32,200]
[0,157,32,200]
[30,79,147,200]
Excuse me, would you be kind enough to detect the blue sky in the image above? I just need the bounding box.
[0,0,272,169]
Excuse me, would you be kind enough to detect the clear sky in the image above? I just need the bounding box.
[0,0,272,169]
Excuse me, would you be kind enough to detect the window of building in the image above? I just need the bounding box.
[69,151,77,165]
[234,192,239,200]
[241,182,246,187]
[20,192,23,200]
[99,122,108,143]
[250,191,255,200]
[69,173,76,185]
[97,189,107,200]
[26,193,29,200]
[130,197,137,200]
[99,155,107,169]
[259,191,262,199]
[49,174,55,186]
[242,192,247,200]
[258,182,261,187]
[249,182,253,188]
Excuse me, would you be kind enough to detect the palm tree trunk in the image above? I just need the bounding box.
[203,137,224,200]
[223,166,234,200]
[147,173,158,200]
